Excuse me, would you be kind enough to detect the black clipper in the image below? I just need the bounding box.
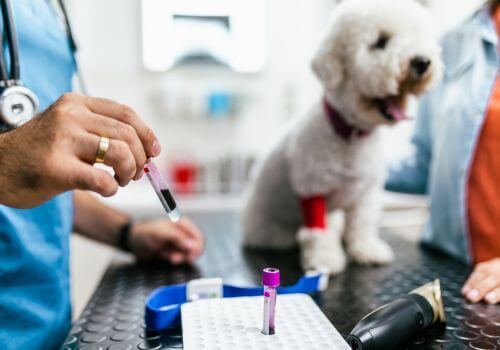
[347,279,446,350]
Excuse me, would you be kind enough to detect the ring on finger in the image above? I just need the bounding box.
[94,136,110,164]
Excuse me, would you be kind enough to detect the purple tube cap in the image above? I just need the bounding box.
[262,267,280,287]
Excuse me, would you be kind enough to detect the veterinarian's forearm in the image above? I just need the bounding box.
[73,190,130,246]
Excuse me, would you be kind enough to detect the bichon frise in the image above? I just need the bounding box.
[242,0,443,274]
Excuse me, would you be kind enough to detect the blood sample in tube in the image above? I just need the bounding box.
[144,161,181,222]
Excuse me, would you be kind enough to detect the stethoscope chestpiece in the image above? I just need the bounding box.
[0,85,39,127]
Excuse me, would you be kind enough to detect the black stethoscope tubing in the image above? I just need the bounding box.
[57,0,77,53]
[0,0,20,85]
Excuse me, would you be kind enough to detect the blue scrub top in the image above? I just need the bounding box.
[0,1,75,349]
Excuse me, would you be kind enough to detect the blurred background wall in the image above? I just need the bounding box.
[68,0,484,317]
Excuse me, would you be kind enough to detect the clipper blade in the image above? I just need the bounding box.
[410,279,446,324]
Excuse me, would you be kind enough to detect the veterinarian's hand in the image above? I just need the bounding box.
[0,92,161,209]
[461,258,500,305]
[128,218,204,265]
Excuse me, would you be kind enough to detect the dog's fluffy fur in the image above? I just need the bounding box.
[242,0,443,274]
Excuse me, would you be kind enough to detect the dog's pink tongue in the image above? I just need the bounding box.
[386,97,410,121]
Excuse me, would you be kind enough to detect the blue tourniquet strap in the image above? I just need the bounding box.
[145,273,325,331]
[145,284,187,331]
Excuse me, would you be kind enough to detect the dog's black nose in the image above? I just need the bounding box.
[411,56,431,77]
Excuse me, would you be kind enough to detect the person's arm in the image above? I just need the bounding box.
[73,190,204,264]
[72,190,129,246]
[385,93,433,195]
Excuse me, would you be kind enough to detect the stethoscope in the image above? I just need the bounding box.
[0,0,78,129]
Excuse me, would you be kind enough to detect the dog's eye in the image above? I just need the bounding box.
[372,34,390,50]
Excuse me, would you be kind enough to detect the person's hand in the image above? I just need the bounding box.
[0,92,161,208]
[461,258,500,305]
[128,217,204,265]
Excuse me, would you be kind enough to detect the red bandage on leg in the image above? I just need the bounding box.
[299,195,326,229]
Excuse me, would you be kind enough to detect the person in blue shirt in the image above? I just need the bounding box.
[0,1,204,349]
[387,0,500,306]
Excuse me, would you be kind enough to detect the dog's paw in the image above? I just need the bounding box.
[347,238,394,265]
[297,227,346,274]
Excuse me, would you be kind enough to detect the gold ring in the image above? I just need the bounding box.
[94,136,110,164]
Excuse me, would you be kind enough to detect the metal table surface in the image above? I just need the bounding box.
[62,212,500,350]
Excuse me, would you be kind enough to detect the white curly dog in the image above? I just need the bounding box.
[242,0,443,274]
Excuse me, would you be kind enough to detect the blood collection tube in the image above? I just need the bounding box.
[262,267,280,335]
[144,161,181,222]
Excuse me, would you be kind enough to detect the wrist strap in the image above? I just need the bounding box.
[117,221,133,252]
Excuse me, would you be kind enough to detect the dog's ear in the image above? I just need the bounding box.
[311,41,344,91]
